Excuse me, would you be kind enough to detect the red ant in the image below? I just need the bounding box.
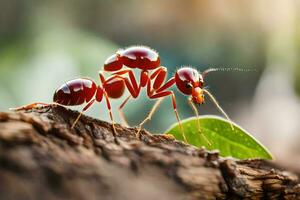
[102,46,239,143]
[12,45,247,144]
[12,74,126,135]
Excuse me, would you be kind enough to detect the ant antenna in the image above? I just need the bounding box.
[201,67,256,78]
[203,89,234,130]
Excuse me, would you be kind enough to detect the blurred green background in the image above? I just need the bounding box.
[1,0,300,168]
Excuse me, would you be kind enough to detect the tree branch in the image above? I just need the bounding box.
[0,105,299,200]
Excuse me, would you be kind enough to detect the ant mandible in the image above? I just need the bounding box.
[102,45,235,142]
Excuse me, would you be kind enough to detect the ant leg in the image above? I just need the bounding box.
[118,95,131,127]
[150,67,167,90]
[203,89,234,130]
[100,70,136,128]
[111,69,139,93]
[71,99,96,129]
[150,67,165,79]
[188,98,211,146]
[98,70,106,83]
[99,70,121,133]
[150,91,187,143]
[110,70,164,137]
[145,68,174,99]
[136,98,164,137]
[135,70,176,138]
[155,77,175,93]
[137,67,169,128]
[188,98,201,130]
[103,91,118,137]
[10,102,51,111]
[101,70,139,95]
[104,72,144,133]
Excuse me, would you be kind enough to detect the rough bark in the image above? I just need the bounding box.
[0,105,299,200]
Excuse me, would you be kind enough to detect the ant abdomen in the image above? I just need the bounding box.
[103,45,160,71]
[119,46,160,70]
[53,78,97,106]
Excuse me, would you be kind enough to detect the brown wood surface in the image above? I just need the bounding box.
[0,105,299,200]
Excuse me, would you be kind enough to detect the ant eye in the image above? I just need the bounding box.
[185,83,193,89]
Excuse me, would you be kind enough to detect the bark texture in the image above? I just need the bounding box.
[0,105,299,200]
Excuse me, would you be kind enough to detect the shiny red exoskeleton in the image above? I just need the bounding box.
[13,74,126,132]
[13,45,234,143]
[102,46,183,135]
[53,77,125,106]
[101,46,233,142]
[104,46,160,71]
[53,76,125,131]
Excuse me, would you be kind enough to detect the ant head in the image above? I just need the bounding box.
[175,67,205,104]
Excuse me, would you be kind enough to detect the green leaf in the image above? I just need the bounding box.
[165,115,273,160]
